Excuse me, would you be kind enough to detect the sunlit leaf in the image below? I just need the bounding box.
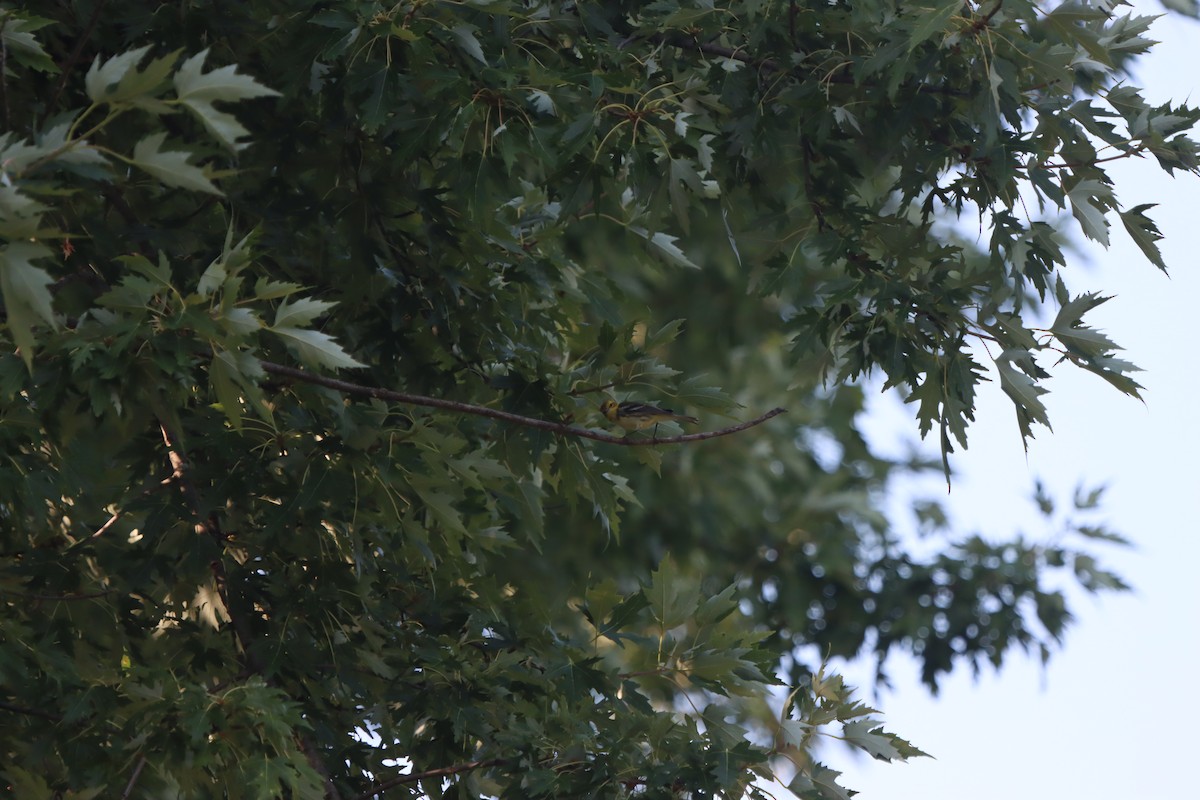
[271,325,365,369]
[174,49,281,149]
[0,242,57,369]
[131,132,223,195]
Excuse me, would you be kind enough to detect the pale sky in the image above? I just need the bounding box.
[832,5,1200,798]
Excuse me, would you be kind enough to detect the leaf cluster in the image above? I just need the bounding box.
[0,2,1186,798]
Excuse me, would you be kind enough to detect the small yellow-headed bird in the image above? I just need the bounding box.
[599,399,699,433]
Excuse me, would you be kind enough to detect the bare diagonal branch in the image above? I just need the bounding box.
[258,361,786,445]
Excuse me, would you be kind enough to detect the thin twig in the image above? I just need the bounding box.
[158,422,213,537]
[156,418,343,800]
[0,588,113,601]
[89,510,123,540]
[298,735,344,800]
[0,25,9,130]
[121,755,146,799]
[654,33,780,73]
[156,419,261,662]
[90,474,177,540]
[354,759,506,800]
[1040,148,1145,170]
[976,0,1006,30]
[157,421,242,639]
[642,33,969,96]
[157,422,246,655]
[0,700,63,721]
[42,0,110,124]
[258,361,786,446]
[618,667,674,679]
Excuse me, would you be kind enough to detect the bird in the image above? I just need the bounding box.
[599,399,699,434]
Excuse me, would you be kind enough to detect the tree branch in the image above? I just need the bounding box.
[156,419,344,800]
[974,0,1006,31]
[0,25,10,131]
[0,699,63,721]
[1041,147,1146,170]
[79,473,178,546]
[258,361,786,446]
[354,759,506,800]
[42,0,110,124]
[299,734,344,800]
[650,32,779,73]
[0,588,113,601]
[156,420,253,656]
[642,33,970,96]
[121,755,147,799]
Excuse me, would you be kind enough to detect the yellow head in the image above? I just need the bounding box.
[599,399,620,422]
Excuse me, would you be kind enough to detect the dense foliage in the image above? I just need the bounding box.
[2,1,1194,797]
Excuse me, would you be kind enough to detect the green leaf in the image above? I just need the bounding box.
[274,296,336,328]
[1049,291,1124,361]
[63,788,106,800]
[581,579,642,639]
[1074,524,1130,545]
[527,89,556,116]
[987,312,1040,351]
[642,319,685,350]
[1067,179,1112,246]
[38,118,111,173]
[85,45,152,102]
[2,2,1181,794]
[841,719,905,761]
[131,132,223,195]
[217,307,264,337]
[628,226,700,269]
[410,476,467,536]
[199,228,257,297]
[254,278,304,300]
[648,231,700,269]
[1078,354,1145,398]
[1119,203,1167,271]
[1052,321,1118,357]
[1161,0,1199,16]
[633,445,663,475]
[0,184,48,239]
[271,326,365,370]
[694,584,738,626]
[1,766,54,799]
[174,49,280,150]
[210,349,271,429]
[908,2,961,51]
[358,649,397,679]
[675,374,736,410]
[0,11,59,73]
[197,260,226,297]
[85,46,179,106]
[686,650,755,682]
[779,719,813,749]
[514,478,544,540]
[451,24,488,65]
[789,762,853,800]
[647,554,699,630]
[0,242,57,369]
[995,350,1051,447]
[210,350,247,429]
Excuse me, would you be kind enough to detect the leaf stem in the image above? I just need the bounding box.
[19,106,124,177]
